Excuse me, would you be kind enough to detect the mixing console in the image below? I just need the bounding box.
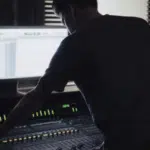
[0,91,104,150]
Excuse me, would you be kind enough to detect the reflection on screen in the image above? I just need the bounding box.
[0,28,67,79]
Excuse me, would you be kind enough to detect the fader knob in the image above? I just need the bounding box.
[18,137,23,142]
[1,139,8,144]
[49,132,53,137]
[37,134,41,139]
[8,138,13,143]
[23,136,27,141]
[42,133,48,138]
[62,130,66,135]
[53,132,57,136]
[28,136,32,140]
[74,129,79,133]
[13,138,18,143]
[32,135,37,141]
[57,131,62,135]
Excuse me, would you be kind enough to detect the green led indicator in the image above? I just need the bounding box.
[62,104,70,108]
[0,116,2,122]
[32,113,35,118]
[75,108,78,112]
[44,111,47,116]
[72,108,75,113]
[52,110,55,115]
[47,109,50,116]
[36,112,39,117]
[40,110,43,117]
[3,115,6,121]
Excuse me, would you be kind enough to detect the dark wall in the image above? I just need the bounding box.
[0,0,14,25]
[0,0,44,26]
[17,0,44,26]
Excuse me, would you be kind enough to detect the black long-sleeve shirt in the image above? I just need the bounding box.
[38,15,150,149]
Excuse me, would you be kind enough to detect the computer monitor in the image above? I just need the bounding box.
[0,27,67,79]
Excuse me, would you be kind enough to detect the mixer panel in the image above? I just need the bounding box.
[0,92,104,150]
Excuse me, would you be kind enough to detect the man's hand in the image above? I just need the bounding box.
[0,89,46,137]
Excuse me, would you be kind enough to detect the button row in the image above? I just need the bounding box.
[1,128,79,144]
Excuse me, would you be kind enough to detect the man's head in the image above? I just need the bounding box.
[52,0,99,34]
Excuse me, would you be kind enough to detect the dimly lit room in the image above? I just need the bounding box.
[0,0,150,150]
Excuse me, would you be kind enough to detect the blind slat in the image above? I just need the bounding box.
[44,0,63,27]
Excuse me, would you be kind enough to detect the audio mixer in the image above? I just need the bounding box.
[0,91,104,150]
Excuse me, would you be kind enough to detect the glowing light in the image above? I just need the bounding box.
[36,112,39,117]
[72,108,75,113]
[44,111,47,116]
[14,138,17,142]
[2,140,7,143]
[33,135,36,139]
[49,133,53,136]
[32,113,35,118]
[43,134,48,137]
[40,110,43,116]
[62,104,70,108]
[53,132,57,136]
[0,116,2,122]
[3,115,6,121]
[75,129,78,132]
[75,108,78,112]
[23,137,27,140]
[51,110,55,115]
[58,131,61,135]
[67,130,70,133]
[47,109,50,115]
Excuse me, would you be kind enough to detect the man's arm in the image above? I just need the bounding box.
[0,88,46,136]
[0,69,68,137]
[0,35,83,137]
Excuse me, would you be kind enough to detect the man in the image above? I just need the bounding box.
[1,0,150,149]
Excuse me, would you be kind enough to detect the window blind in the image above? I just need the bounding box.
[44,0,64,27]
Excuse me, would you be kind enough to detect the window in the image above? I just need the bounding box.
[98,0,148,21]
[0,28,67,79]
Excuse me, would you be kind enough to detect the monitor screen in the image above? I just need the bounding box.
[0,28,67,79]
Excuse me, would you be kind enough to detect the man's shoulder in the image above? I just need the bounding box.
[59,32,83,50]
[55,32,84,58]
[105,15,148,27]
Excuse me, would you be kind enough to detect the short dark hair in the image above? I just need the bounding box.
[52,0,98,15]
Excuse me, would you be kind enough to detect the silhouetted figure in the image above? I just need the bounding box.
[1,0,150,150]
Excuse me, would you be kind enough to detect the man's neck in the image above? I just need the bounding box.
[76,11,101,31]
